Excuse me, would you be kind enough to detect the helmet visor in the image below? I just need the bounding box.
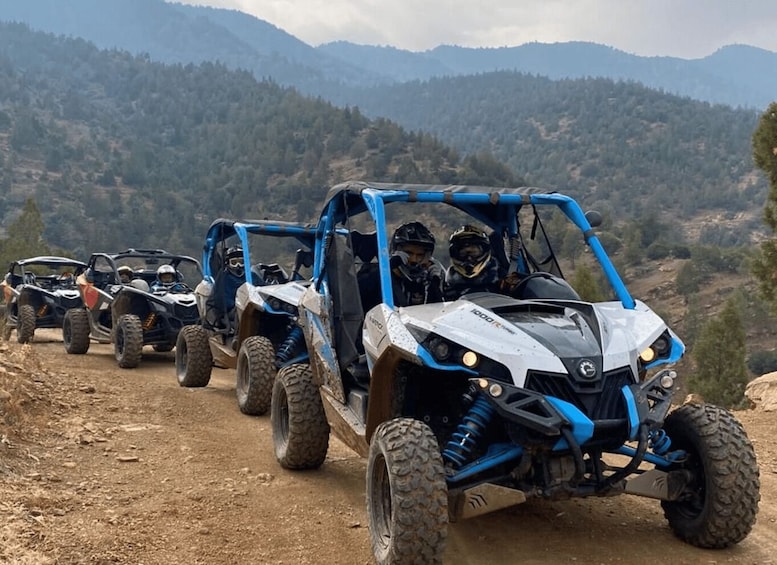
[452,239,489,262]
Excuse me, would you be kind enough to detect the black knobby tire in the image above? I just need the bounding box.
[367,418,448,565]
[271,363,329,469]
[175,325,213,387]
[660,403,760,548]
[63,308,91,354]
[17,304,36,344]
[153,343,174,352]
[236,335,276,415]
[114,314,144,368]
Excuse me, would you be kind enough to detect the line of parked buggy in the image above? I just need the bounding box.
[0,181,760,565]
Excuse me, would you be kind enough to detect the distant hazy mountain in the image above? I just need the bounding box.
[1,0,774,109]
[319,41,777,110]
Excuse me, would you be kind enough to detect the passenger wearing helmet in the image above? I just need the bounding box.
[151,264,185,293]
[389,221,444,306]
[117,266,134,284]
[223,245,247,314]
[444,224,501,299]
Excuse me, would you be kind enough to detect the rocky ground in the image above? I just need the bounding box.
[1,330,776,564]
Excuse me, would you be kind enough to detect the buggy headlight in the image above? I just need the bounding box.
[640,332,672,364]
[429,337,451,361]
[268,298,282,311]
[282,303,297,315]
[420,334,511,382]
[462,351,479,368]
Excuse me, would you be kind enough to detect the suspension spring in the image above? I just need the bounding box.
[442,394,495,469]
[275,325,304,365]
[142,312,157,330]
[648,429,672,455]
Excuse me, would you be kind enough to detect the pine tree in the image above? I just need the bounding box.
[0,198,50,267]
[571,263,606,302]
[750,102,777,312]
[688,298,750,408]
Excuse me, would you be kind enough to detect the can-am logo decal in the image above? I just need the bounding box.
[471,308,516,335]
[577,359,597,379]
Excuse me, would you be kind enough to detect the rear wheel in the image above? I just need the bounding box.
[236,335,276,415]
[175,325,212,387]
[367,418,448,565]
[661,403,760,548]
[271,363,329,469]
[63,308,91,354]
[115,314,143,368]
[17,304,36,344]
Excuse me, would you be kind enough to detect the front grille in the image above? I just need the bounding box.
[173,304,199,322]
[524,368,633,420]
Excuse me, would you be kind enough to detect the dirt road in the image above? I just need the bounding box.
[1,330,776,564]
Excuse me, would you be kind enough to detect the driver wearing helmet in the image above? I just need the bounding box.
[223,245,246,314]
[117,266,134,284]
[152,264,185,293]
[389,221,444,306]
[444,224,501,299]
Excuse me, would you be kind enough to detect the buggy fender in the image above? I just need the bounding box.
[299,286,345,401]
[363,304,427,441]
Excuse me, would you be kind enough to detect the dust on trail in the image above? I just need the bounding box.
[1,330,775,564]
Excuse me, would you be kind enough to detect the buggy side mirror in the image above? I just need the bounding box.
[585,210,602,228]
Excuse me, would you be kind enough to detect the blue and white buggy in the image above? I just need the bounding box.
[175,218,314,415]
[270,181,760,565]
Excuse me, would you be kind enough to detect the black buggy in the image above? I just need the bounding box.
[63,249,202,368]
[1,256,87,343]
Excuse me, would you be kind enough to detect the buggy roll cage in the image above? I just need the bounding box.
[202,219,316,282]
[311,181,635,310]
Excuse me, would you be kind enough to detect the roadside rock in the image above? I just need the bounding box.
[745,372,777,411]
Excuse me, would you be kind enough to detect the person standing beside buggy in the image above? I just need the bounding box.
[389,221,444,306]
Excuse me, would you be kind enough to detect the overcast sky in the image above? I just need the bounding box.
[172,0,777,58]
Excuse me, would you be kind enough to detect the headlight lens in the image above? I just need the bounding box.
[640,331,673,366]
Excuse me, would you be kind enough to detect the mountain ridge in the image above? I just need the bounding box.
[0,0,774,109]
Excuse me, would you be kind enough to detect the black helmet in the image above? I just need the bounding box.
[390,222,435,254]
[225,245,245,277]
[449,224,491,279]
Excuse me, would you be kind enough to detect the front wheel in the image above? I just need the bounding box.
[63,308,91,354]
[271,363,329,469]
[661,403,760,548]
[114,314,143,368]
[17,304,36,344]
[367,418,448,565]
[236,335,276,415]
[175,325,212,387]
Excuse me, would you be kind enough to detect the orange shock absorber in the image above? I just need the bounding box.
[37,304,48,316]
[143,312,157,330]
